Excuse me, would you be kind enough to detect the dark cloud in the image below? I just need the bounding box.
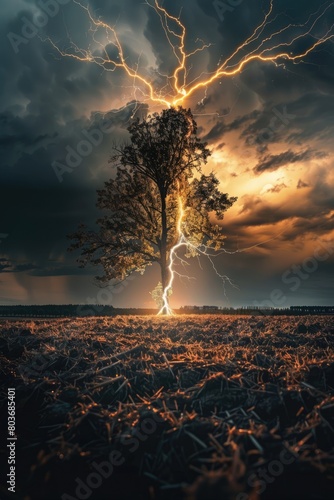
[253,149,327,174]
[0,258,37,273]
[297,179,309,189]
[267,183,287,193]
[203,110,260,142]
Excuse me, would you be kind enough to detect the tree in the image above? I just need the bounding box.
[69,107,237,313]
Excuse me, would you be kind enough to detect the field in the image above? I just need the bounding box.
[1,315,334,500]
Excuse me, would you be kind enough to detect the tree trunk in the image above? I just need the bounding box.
[160,263,170,314]
[160,193,170,314]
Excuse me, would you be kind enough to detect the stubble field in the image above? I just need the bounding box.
[1,315,334,500]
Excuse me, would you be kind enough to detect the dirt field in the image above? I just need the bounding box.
[1,315,334,500]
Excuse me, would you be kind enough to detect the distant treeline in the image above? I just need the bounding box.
[0,304,115,317]
[180,306,334,316]
[0,304,333,317]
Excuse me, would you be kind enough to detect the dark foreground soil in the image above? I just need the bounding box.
[0,315,334,500]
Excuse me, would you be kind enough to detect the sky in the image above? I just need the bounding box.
[1,0,334,309]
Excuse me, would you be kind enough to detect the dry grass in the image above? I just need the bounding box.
[0,315,334,500]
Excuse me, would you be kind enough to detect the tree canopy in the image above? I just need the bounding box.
[69,107,237,312]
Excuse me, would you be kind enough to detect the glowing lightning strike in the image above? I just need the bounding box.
[46,0,334,110]
[158,189,186,316]
[158,188,239,316]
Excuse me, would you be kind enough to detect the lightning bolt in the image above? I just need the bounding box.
[158,186,238,316]
[158,187,186,316]
[45,0,334,110]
